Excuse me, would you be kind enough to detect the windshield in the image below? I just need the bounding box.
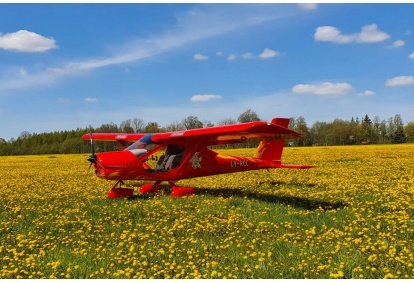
[125,134,159,151]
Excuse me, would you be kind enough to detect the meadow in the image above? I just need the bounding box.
[1,144,414,279]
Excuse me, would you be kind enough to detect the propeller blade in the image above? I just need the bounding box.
[86,126,98,175]
[87,162,93,175]
[89,126,95,156]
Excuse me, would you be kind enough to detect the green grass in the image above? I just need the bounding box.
[1,144,414,278]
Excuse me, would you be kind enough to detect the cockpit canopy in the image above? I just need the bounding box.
[125,134,160,157]
[126,134,158,150]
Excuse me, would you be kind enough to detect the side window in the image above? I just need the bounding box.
[154,145,185,172]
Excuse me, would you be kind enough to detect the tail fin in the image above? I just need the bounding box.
[253,118,291,163]
[253,139,285,163]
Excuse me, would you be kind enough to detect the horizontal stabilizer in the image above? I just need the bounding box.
[271,163,316,169]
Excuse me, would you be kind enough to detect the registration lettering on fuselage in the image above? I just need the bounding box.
[230,159,249,167]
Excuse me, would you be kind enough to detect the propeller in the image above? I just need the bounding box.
[86,126,106,175]
[87,126,97,173]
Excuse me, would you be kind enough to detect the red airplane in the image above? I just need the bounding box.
[82,117,314,199]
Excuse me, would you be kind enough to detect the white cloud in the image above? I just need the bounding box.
[1,5,296,92]
[241,52,254,59]
[0,67,60,90]
[389,40,405,48]
[314,26,354,43]
[227,54,236,61]
[292,82,353,96]
[315,24,390,44]
[297,3,317,10]
[358,24,390,43]
[194,53,208,60]
[358,90,375,97]
[259,48,279,59]
[385,76,414,87]
[191,94,222,102]
[409,53,414,59]
[85,97,98,103]
[0,30,58,52]
[216,51,223,56]
[226,48,279,60]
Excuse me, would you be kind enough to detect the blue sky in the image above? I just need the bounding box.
[1,3,414,140]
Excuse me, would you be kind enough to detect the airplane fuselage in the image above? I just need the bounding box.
[92,146,274,182]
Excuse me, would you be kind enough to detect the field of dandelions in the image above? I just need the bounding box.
[1,144,414,279]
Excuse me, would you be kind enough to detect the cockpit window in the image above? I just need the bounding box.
[125,134,159,151]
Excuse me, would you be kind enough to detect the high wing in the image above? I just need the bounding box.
[81,133,146,147]
[150,118,301,146]
[82,118,301,147]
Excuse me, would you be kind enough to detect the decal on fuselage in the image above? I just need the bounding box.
[190,152,202,169]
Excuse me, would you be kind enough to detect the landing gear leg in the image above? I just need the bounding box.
[107,180,135,199]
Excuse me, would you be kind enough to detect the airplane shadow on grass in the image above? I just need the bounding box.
[195,187,347,211]
[128,181,347,211]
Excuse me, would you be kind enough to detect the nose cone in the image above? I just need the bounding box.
[87,153,106,177]
[87,151,139,180]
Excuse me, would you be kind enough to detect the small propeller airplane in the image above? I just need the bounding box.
[82,117,314,198]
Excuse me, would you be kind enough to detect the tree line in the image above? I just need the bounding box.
[290,114,413,146]
[1,110,413,156]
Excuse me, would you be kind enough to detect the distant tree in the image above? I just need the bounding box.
[394,114,404,128]
[19,131,31,140]
[393,127,407,143]
[363,114,372,125]
[330,119,348,145]
[386,116,396,141]
[288,118,295,130]
[145,122,161,133]
[310,121,330,146]
[61,137,85,154]
[218,118,236,125]
[379,120,388,143]
[391,115,405,143]
[120,119,134,133]
[97,123,119,133]
[293,116,312,146]
[385,114,405,143]
[164,121,185,132]
[361,114,373,142]
[132,118,145,133]
[372,116,381,143]
[404,122,414,142]
[238,109,260,123]
[182,116,203,129]
[203,120,214,128]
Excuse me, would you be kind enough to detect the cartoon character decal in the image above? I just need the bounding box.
[190,152,202,169]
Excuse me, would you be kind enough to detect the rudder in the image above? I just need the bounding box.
[253,118,291,162]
